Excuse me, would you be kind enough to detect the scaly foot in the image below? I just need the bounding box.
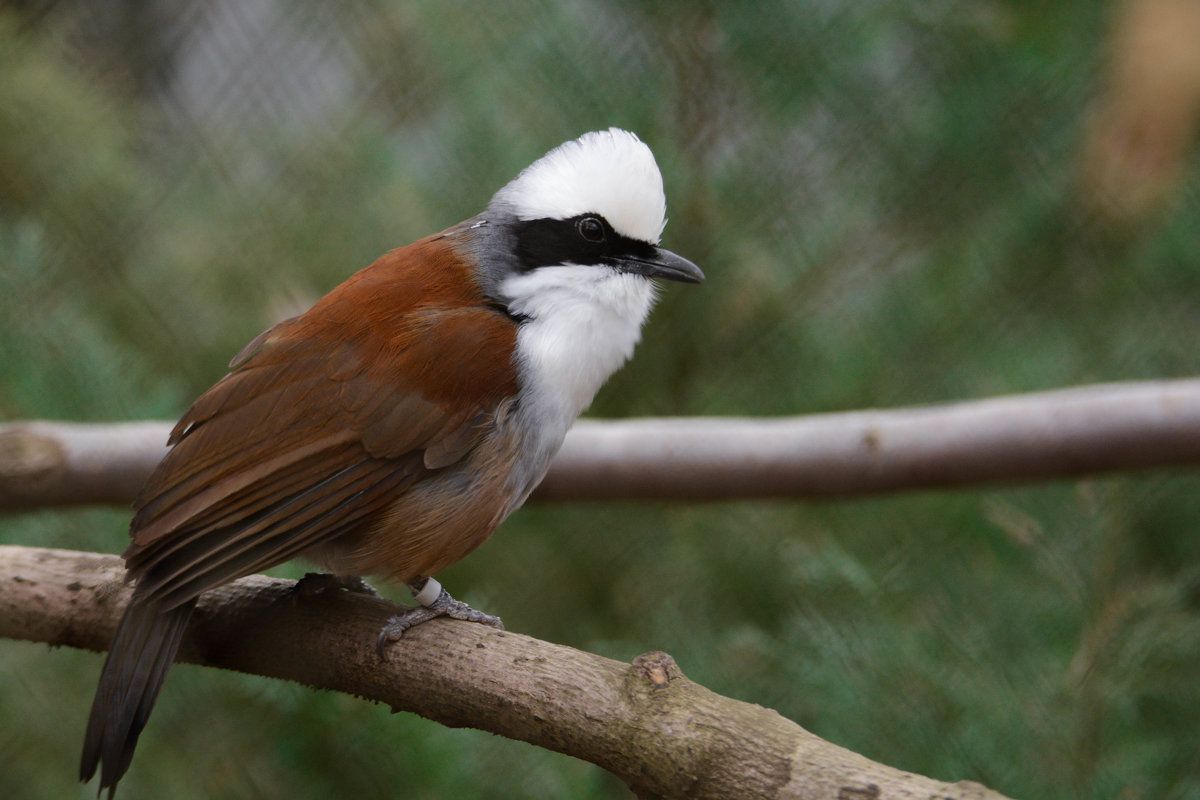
[376,577,503,658]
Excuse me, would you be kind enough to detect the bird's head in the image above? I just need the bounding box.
[462,128,705,432]
[471,129,703,322]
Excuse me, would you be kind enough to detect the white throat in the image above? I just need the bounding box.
[503,266,656,446]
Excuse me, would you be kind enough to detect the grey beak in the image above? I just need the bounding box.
[617,247,705,284]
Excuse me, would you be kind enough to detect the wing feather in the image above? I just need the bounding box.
[122,240,520,607]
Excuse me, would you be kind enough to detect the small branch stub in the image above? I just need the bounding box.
[633,651,679,688]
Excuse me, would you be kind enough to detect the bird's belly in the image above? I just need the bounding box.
[310,424,537,582]
[307,470,507,581]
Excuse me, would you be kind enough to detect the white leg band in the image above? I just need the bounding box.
[412,577,442,607]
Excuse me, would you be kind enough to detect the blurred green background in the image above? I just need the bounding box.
[3,1,1200,797]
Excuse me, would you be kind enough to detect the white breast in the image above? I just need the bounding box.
[499,265,656,497]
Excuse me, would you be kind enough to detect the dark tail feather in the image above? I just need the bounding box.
[80,593,196,796]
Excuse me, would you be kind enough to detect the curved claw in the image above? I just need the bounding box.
[376,583,503,660]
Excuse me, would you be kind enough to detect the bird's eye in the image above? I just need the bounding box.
[576,216,605,243]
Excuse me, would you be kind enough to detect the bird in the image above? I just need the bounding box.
[78,128,704,795]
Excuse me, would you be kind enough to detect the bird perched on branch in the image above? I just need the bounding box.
[80,128,704,795]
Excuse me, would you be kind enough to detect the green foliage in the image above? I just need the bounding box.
[3,1,1200,797]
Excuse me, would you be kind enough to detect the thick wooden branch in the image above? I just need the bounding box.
[0,544,1011,800]
[545,379,1200,500]
[0,420,167,510]
[3,380,1200,510]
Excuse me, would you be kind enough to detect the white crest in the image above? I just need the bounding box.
[491,128,667,244]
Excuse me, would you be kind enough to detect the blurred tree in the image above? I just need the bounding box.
[2,1,1200,798]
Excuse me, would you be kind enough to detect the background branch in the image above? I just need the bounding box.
[0,544,1010,800]
[3,380,1200,511]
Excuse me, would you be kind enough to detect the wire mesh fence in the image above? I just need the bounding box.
[3,1,1200,798]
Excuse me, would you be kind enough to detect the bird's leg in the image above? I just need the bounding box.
[293,572,381,599]
[376,577,504,658]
